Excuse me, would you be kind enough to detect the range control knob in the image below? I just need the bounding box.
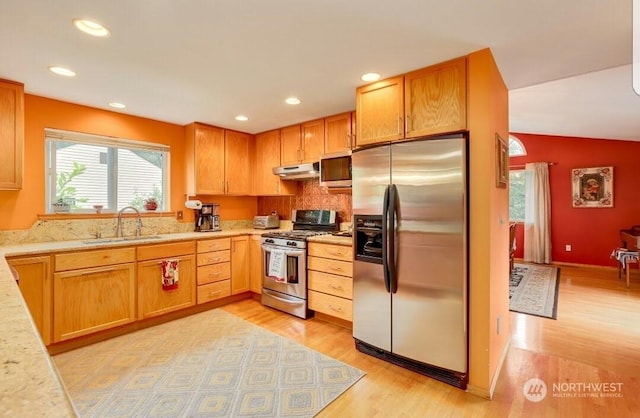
[265,238,274,244]
[286,241,297,247]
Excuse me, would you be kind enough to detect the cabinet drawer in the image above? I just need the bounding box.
[197,280,231,304]
[308,243,352,262]
[197,250,231,266]
[55,247,135,271]
[309,290,352,321]
[197,262,231,285]
[197,238,231,253]
[137,241,195,261]
[308,270,353,299]
[308,256,352,277]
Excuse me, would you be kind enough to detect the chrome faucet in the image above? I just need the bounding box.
[116,206,142,238]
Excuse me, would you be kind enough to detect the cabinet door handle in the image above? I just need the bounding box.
[327,249,344,256]
[79,267,118,276]
[208,290,222,297]
[329,283,344,290]
[346,134,351,149]
[328,265,343,272]
[406,114,412,133]
[398,116,403,135]
[328,304,344,313]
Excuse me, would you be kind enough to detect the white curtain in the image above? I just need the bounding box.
[523,162,552,263]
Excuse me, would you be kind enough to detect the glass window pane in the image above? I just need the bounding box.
[55,141,109,209]
[117,148,165,210]
[509,170,525,221]
[46,130,169,213]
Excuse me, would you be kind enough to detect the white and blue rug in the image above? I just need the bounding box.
[509,263,560,320]
[53,309,364,417]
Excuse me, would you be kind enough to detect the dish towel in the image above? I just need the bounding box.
[161,259,179,290]
[268,249,286,282]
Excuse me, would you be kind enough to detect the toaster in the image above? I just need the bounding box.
[253,214,280,229]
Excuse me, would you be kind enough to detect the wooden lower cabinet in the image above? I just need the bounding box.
[231,235,249,294]
[197,280,231,304]
[197,238,231,304]
[53,262,136,342]
[7,255,52,345]
[307,242,354,322]
[137,254,196,319]
[249,235,262,293]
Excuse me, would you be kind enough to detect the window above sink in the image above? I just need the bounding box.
[44,129,170,214]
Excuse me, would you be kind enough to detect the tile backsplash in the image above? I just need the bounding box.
[257,180,352,223]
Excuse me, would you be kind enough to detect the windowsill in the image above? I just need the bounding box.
[38,211,176,220]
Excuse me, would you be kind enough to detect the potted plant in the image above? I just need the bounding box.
[144,197,158,211]
[52,198,71,213]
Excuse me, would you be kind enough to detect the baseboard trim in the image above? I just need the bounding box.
[515,258,618,271]
[466,339,511,400]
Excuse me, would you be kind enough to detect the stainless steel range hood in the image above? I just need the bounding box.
[272,162,319,180]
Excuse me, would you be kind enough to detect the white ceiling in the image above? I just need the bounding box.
[0,0,637,139]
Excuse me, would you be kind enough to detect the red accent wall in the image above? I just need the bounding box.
[510,133,640,267]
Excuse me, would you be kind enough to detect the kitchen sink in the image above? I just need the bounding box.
[81,235,164,245]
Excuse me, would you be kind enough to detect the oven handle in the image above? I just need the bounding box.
[261,243,305,257]
[262,288,305,305]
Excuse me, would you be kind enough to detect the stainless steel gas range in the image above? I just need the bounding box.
[260,209,338,319]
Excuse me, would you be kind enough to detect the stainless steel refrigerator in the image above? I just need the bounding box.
[352,135,468,389]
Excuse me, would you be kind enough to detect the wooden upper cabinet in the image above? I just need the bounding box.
[355,57,467,147]
[185,123,225,195]
[0,79,24,190]
[254,130,296,195]
[224,130,252,195]
[281,124,302,166]
[324,112,353,155]
[405,57,467,138]
[301,119,324,163]
[356,76,404,146]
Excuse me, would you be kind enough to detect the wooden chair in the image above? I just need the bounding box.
[509,222,517,272]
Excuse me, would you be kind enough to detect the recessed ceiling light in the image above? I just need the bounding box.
[235,115,249,121]
[361,72,381,82]
[108,102,126,109]
[48,66,76,77]
[285,97,301,105]
[73,19,111,37]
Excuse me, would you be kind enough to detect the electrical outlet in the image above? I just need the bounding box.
[565,244,572,252]
[177,210,183,220]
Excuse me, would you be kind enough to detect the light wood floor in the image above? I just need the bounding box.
[222,265,640,417]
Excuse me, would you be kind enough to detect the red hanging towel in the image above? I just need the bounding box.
[161,259,179,290]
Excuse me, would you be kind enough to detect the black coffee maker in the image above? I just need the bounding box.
[195,203,221,232]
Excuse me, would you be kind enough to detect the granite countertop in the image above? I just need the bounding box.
[0,228,286,416]
[0,260,78,416]
[307,234,353,246]
[0,227,352,415]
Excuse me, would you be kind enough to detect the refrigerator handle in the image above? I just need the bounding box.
[389,184,398,293]
[382,185,391,293]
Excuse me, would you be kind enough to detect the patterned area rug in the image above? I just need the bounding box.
[509,263,560,319]
[52,309,364,417]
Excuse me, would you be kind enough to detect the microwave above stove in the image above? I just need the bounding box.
[319,151,351,188]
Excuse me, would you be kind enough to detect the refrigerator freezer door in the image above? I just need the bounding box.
[390,137,467,373]
[352,145,391,351]
[352,145,390,216]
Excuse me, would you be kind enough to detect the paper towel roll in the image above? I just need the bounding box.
[185,199,203,209]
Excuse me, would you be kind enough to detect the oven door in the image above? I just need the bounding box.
[261,243,306,299]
